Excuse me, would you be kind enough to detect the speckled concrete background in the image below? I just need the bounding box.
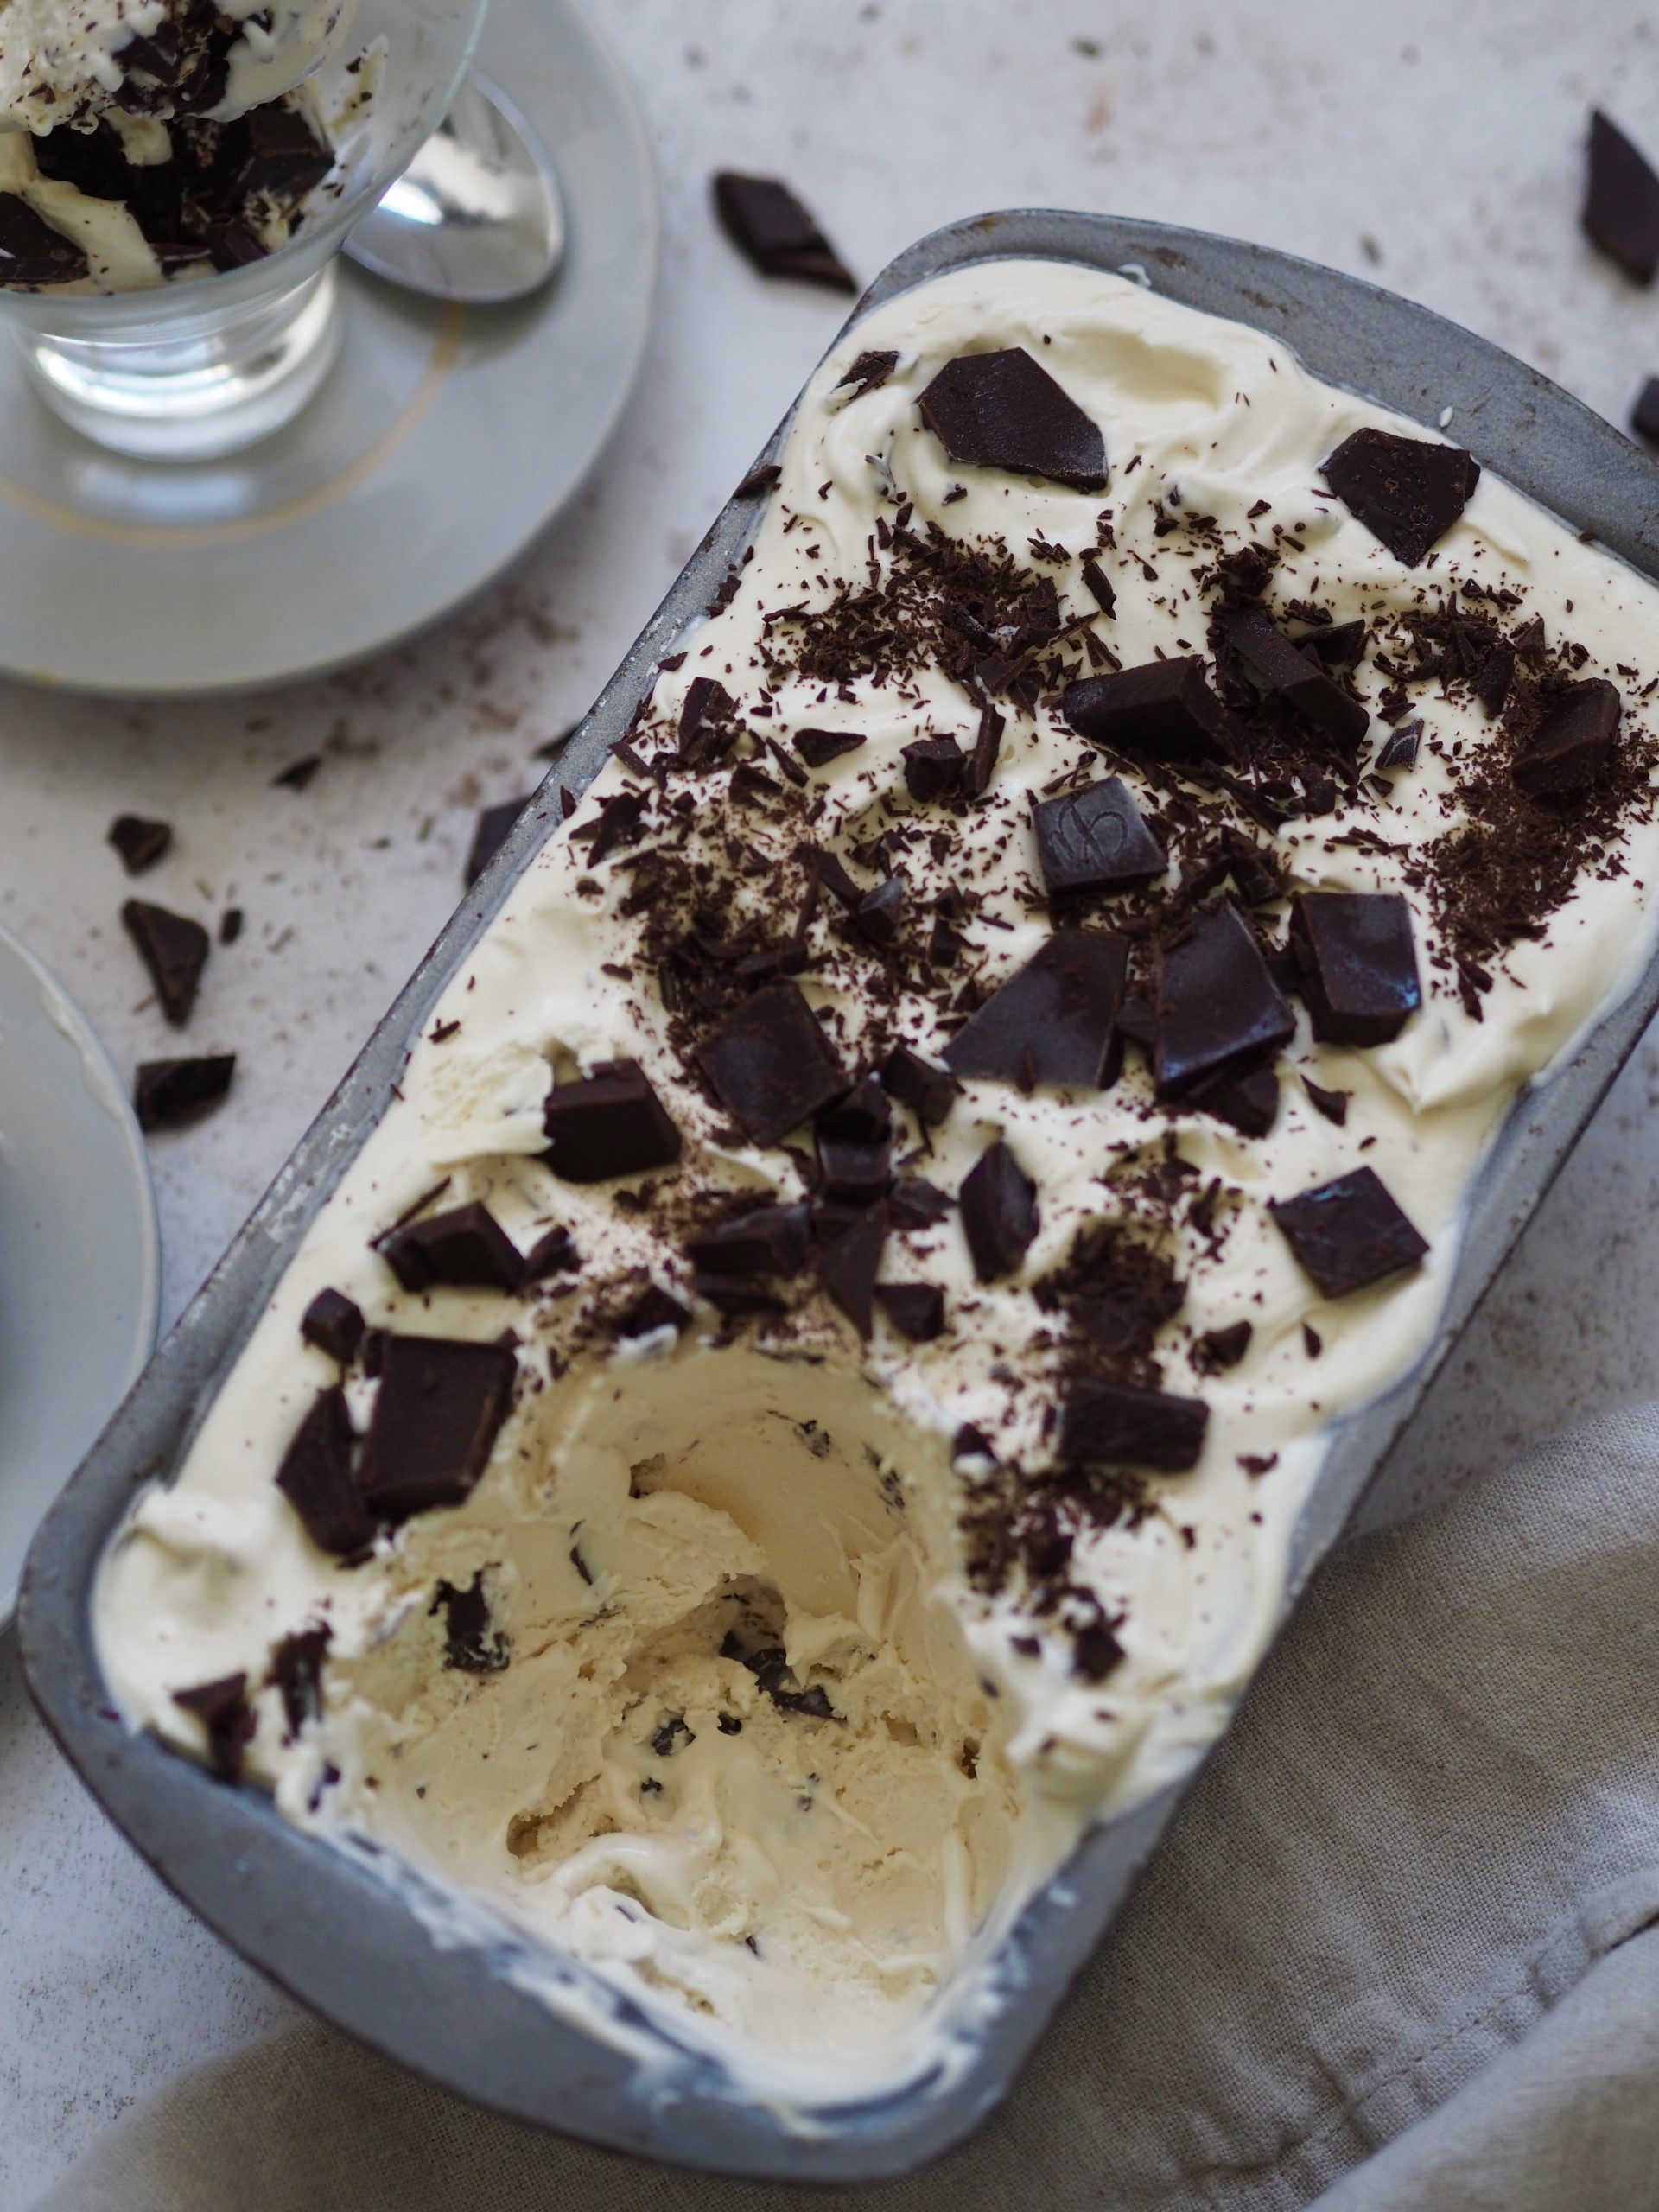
[3,1,1659,2199]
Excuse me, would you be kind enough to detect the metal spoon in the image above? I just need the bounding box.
[345,73,564,304]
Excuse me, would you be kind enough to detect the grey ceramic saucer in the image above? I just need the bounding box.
[0,922,158,1624]
[0,0,657,696]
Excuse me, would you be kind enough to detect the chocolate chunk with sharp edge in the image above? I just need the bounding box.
[464,796,530,888]
[268,1624,330,1737]
[678,675,734,753]
[793,728,866,768]
[693,1272,786,1320]
[379,1201,524,1294]
[688,1203,811,1278]
[1320,428,1480,567]
[1115,995,1156,1051]
[134,1054,235,1130]
[1303,1077,1349,1125]
[806,844,863,912]
[1290,892,1421,1046]
[1225,605,1369,753]
[1474,646,1515,719]
[836,349,899,397]
[122,899,209,1025]
[1064,657,1233,763]
[613,1284,690,1339]
[696,981,850,1146]
[1375,721,1421,772]
[232,103,334,201]
[818,1077,891,1143]
[889,1176,953,1230]
[521,1225,580,1281]
[855,874,906,946]
[959,1141,1038,1281]
[968,702,1005,799]
[1034,777,1166,897]
[1199,1319,1253,1370]
[902,734,967,802]
[712,171,855,290]
[301,1287,365,1367]
[874,1282,944,1341]
[543,1060,682,1182]
[358,1336,518,1521]
[271,754,321,791]
[817,1131,892,1208]
[944,933,1129,1090]
[1633,377,1659,443]
[1080,556,1116,617]
[1299,620,1366,668]
[108,815,172,875]
[1511,678,1622,797]
[1270,1166,1428,1299]
[917,348,1108,492]
[172,1674,254,1782]
[1191,1061,1279,1138]
[0,193,89,284]
[1156,903,1294,1096]
[817,1209,887,1336]
[734,461,781,499]
[1586,111,1659,281]
[1072,1620,1124,1681]
[1059,1376,1209,1472]
[431,1572,508,1673]
[276,1387,374,1556]
[880,1043,958,1127]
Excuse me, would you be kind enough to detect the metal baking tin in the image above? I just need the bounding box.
[22,211,1659,2183]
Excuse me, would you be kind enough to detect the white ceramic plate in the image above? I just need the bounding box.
[0,923,159,1625]
[0,0,658,695]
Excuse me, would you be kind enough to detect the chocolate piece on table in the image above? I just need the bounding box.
[1511,678,1622,798]
[879,1043,958,1128]
[431,1573,508,1673]
[300,1287,366,1367]
[613,1284,691,1340]
[521,1225,580,1282]
[108,815,172,875]
[817,1076,892,1143]
[959,1140,1039,1282]
[219,907,244,946]
[359,1335,518,1521]
[1033,776,1166,897]
[712,171,855,291]
[1270,1166,1428,1300]
[268,1624,331,1736]
[1190,1061,1279,1138]
[1290,892,1421,1046]
[464,796,530,888]
[1155,902,1295,1096]
[901,734,967,802]
[276,1386,375,1555]
[1198,1319,1252,1370]
[134,1054,235,1130]
[816,1131,892,1208]
[835,349,899,397]
[1059,1377,1209,1472]
[172,1673,254,1782]
[696,981,850,1146]
[0,193,89,284]
[379,1201,524,1294]
[1080,556,1116,618]
[1063,657,1233,763]
[1632,378,1659,444]
[688,1203,812,1279]
[271,754,321,791]
[1320,428,1480,567]
[122,899,209,1025]
[817,1209,887,1337]
[543,1060,682,1183]
[888,1176,954,1230]
[1224,605,1370,753]
[1585,110,1659,282]
[874,1282,945,1342]
[944,932,1129,1089]
[793,728,866,768]
[1375,721,1422,772]
[917,348,1108,492]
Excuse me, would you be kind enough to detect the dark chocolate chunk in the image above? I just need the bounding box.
[1198,1320,1253,1370]
[874,1281,944,1341]
[650,1712,695,1756]
[688,1203,811,1278]
[1290,892,1421,1046]
[134,1054,235,1130]
[817,1132,892,1208]
[219,907,244,946]
[696,981,850,1147]
[268,1624,330,1737]
[1633,377,1659,443]
[880,1043,958,1128]
[232,104,334,202]
[521,1225,581,1282]
[901,734,967,803]
[1080,556,1116,618]
[734,461,782,499]
[122,899,208,1025]
[358,1335,518,1521]
[1224,605,1369,753]
[1033,777,1166,897]
[464,795,530,888]
[1299,620,1367,668]
[953,1424,998,1467]
[1473,646,1515,719]
[793,728,867,768]
[1191,1061,1279,1138]
[854,873,906,947]
[271,754,321,791]
[1064,657,1233,763]
[943,932,1128,1089]
[1115,995,1157,1051]
[1072,1619,1125,1681]
[1270,1166,1428,1299]
[959,1141,1039,1282]
[1320,428,1480,567]
[613,1283,691,1339]
[1302,1076,1350,1126]
[543,1060,683,1182]
[817,1076,892,1143]
[887,1178,951,1233]
[817,1209,887,1337]
[836,349,899,397]
[276,1387,374,1556]
[0,193,89,285]
[431,1572,509,1673]
[678,676,735,760]
[712,171,855,290]
[108,815,172,875]
[1059,1377,1209,1472]
[300,1287,365,1367]
[172,1673,254,1782]
[1511,678,1622,798]
[1586,110,1659,282]
[1375,720,1422,772]
[917,348,1108,492]
[379,1201,524,1294]
[1155,903,1294,1096]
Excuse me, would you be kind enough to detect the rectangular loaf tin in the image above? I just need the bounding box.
[22,210,1659,2183]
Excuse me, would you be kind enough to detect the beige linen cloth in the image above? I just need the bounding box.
[37,1404,1659,2212]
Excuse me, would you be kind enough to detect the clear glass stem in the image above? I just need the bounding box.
[16,265,344,463]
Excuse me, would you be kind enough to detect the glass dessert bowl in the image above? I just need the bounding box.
[0,0,488,460]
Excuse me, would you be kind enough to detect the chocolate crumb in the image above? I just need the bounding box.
[271,754,321,792]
